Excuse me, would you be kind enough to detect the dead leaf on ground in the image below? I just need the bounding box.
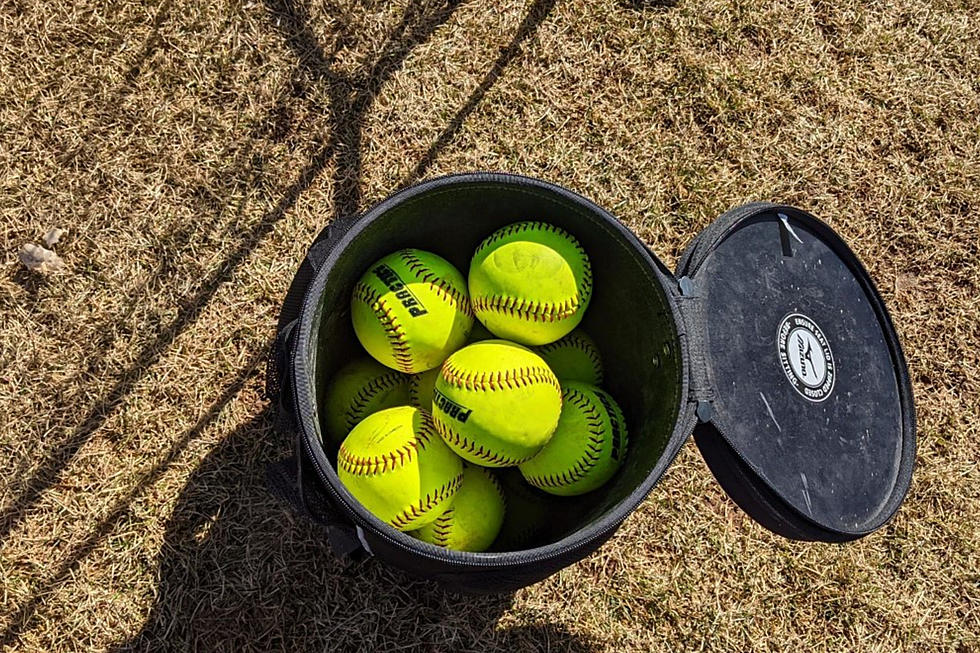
[44,227,67,247]
[19,243,66,274]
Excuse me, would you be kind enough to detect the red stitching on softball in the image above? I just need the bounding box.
[408,374,424,407]
[397,250,474,318]
[471,295,581,323]
[487,470,505,504]
[472,222,592,323]
[337,411,439,476]
[428,508,455,548]
[475,221,572,251]
[389,474,462,530]
[439,360,561,393]
[594,387,627,463]
[523,387,607,490]
[352,282,415,373]
[344,371,408,430]
[535,332,604,382]
[433,418,531,466]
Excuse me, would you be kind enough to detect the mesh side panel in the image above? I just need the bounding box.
[266,456,305,516]
[265,342,284,402]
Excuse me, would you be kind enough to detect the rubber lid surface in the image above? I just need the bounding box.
[679,204,915,536]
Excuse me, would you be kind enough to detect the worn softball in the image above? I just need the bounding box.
[468,222,592,346]
[519,382,627,496]
[532,329,603,385]
[413,463,506,552]
[338,406,463,531]
[431,340,562,467]
[324,357,412,445]
[351,249,473,373]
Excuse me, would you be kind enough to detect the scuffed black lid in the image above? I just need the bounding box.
[677,203,915,540]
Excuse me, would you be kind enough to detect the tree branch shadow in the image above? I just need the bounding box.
[0,0,464,545]
[407,0,558,183]
[3,0,573,647]
[0,353,267,650]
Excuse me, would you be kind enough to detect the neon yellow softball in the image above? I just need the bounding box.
[352,249,473,373]
[468,222,592,345]
[519,382,627,496]
[532,329,603,385]
[338,406,463,531]
[323,357,412,445]
[414,463,506,552]
[431,340,562,467]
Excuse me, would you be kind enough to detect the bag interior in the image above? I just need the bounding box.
[306,178,685,550]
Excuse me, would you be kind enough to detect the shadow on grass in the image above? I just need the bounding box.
[6,0,173,303]
[1,0,555,546]
[0,354,266,650]
[9,267,50,304]
[3,0,566,647]
[407,0,559,183]
[113,408,600,651]
[0,0,465,544]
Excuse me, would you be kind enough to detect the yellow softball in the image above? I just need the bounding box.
[413,463,506,552]
[532,329,603,385]
[519,382,627,496]
[431,340,562,467]
[491,468,555,551]
[351,249,474,373]
[469,222,592,345]
[337,406,463,531]
[323,357,412,445]
[408,321,495,411]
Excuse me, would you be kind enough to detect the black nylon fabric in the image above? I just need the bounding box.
[265,218,367,558]
[676,201,776,277]
[357,522,620,595]
[268,216,358,407]
[675,287,714,408]
[693,424,857,542]
[266,452,368,559]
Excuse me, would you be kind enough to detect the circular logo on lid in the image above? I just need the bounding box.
[777,313,835,402]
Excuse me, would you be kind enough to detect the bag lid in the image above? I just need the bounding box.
[675,202,915,541]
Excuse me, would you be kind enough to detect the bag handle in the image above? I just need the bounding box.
[265,444,366,559]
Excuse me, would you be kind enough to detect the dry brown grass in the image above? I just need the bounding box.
[1,0,978,650]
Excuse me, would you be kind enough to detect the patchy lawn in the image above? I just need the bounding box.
[1,0,977,650]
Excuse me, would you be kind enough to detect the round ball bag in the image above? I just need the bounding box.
[266,172,915,594]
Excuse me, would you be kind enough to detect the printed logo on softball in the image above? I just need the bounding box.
[372,264,428,317]
[777,313,836,402]
[432,387,473,423]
